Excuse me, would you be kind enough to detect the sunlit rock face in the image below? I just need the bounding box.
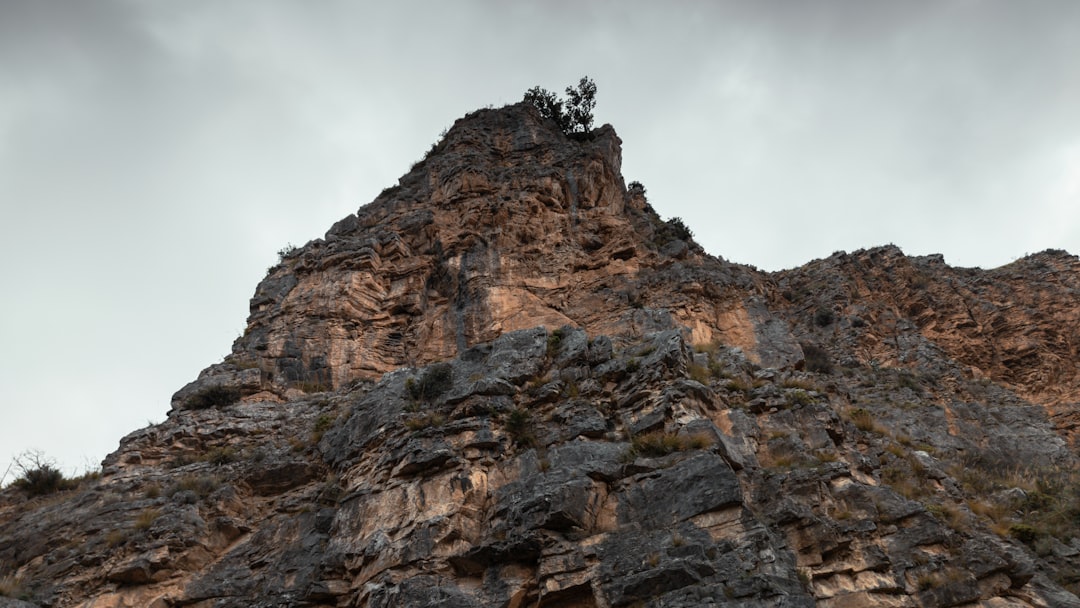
[3,102,1080,608]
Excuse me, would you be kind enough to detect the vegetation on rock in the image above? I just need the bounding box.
[523,76,597,134]
[183,384,242,410]
[3,101,1080,608]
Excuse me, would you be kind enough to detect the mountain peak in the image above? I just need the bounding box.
[4,101,1080,608]
[171,102,734,408]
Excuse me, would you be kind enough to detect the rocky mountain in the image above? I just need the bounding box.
[2,102,1079,608]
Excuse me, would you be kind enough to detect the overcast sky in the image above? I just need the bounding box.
[2,0,1078,478]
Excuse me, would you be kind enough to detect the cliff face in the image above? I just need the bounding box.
[171,103,789,410]
[2,103,1080,608]
[772,246,1080,438]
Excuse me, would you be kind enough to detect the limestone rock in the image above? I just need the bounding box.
[2,103,1079,607]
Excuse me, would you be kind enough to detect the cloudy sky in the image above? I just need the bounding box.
[2,0,1078,477]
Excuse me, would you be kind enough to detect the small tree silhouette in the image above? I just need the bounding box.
[523,86,569,132]
[524,76,597,134]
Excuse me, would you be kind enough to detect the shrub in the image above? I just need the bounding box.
[184,385,241,410]
[547,328,564,358]
[563,76,597,134]
[105,529,129,547]
[169,474,220,499]
[926,503,968,532]
[724,378,753,393]
[916,571,943,591]
[894,370,921,391]
[134,507,161,530]
[0,574,26,598]
[1009,523,1040,544]
[651,216,695,248]
[276,243,297,262]
[780,378,819,391]
[524,86,565,130]
[294,379,331,393]
[378,184,402,199]
[801,343,833,374]
[524,76,597,135]
[404,413,446,431]
[813,307,834,327]
[630,431,712,458]
[505,408,537,447]
[688,363,711,384]
[13,464,67,497]
[406,363,454,401]
[847,408,878,433]
[311,413,335,442]
[203,446,237,466]
[693,340,720,356]
[9,451,72,497]
[665,217,693,241]
[787,389,817,407]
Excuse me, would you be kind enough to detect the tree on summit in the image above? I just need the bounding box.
[524,76,597,135]
[563,76,597,133]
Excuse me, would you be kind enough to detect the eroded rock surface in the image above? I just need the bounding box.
[3,103,1079,608]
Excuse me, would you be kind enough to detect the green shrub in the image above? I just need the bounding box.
[9,451,74,497]
[276,243,297,262]
[184,385,241,410]
[379,184,402,199]
[546,328,564,358]
[505,408,537,447]
[13,464,68,497]
[665,217,693,241]
[896,370,922,392]
[1009,523,1040,543]
[787,389,816,407]
[523,76,597,134]
[311,413,335,442]
[406,363,454,401]
[801,343,833,374]
[651,216,694,248]
[813,307,834,327]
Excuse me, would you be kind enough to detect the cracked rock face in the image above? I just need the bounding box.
[175,103,790,408]
[3,103,1080,608]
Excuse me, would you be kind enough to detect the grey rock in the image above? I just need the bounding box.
[553,325,590,366]
[619,453,742,528]
[588,335,613,364]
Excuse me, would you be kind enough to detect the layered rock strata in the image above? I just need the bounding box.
[2,102,1080,608]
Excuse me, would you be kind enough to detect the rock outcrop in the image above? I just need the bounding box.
[3,102,1080,608]
[172,103,788,411]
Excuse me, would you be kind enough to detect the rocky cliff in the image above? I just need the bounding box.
[2,103,1079,608]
